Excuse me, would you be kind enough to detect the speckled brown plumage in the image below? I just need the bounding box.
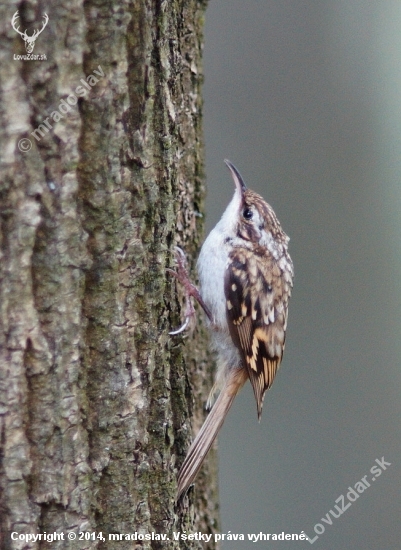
[171,161,293,500]
[225,189,293,419]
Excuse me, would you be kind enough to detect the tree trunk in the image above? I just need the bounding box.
[0,1,219,548]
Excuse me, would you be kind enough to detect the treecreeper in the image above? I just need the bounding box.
[169,160,294,501]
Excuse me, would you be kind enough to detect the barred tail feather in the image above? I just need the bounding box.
[176,367,248,500]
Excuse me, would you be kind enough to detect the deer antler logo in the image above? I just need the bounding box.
[11,11,49,54]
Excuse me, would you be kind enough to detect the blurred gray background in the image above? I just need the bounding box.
[202,1,401,548]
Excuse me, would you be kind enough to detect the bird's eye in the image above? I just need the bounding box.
[242,207,253,220]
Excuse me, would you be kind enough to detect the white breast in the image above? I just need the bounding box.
[197,225,229,330]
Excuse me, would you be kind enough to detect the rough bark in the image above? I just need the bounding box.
[0,1,219,548]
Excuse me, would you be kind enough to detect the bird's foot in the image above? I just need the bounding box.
[167,246,213,334]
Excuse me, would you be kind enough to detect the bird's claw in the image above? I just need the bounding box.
[167,247,190,284]
[167,247,197,335]
[167,246,214,334]
[169,316,190,335]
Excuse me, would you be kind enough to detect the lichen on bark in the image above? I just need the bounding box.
[0,0,219,548]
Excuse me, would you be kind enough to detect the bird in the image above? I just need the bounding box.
[169,160,294,500]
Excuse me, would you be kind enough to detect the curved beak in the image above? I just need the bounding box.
[224,159,247,196]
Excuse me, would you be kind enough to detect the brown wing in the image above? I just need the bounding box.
[225,246,293,419]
